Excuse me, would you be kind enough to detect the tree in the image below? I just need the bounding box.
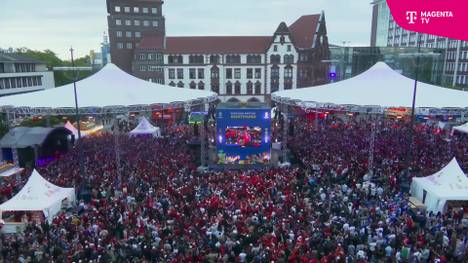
[15,48,96,87]
[19,116,62,127]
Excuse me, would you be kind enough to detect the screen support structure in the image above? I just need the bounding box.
[281,103,289,164]
[368,114,380,175]
[200,103,208,168]
[113,118,122,192]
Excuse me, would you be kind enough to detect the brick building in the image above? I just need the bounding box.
[107,0,330,102]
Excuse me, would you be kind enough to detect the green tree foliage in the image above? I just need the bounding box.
[14,48,96,87]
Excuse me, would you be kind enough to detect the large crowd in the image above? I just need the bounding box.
[0,117,466,262]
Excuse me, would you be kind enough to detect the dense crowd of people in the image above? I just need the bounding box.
[0,117,466,262]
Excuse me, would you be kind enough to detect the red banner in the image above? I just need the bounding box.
[387,0,468,41]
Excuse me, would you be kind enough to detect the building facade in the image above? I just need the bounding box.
[106,0,330,103]
[371,0,468,89]
[329,46,445,85]
[107,0,165,74]
[0,54,55,97]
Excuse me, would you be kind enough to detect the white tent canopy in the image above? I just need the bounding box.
[410,158,468,213]
[129,116,161,137]
[0,63,217,115]
[272,62,468,109]
[0,170,75,222]
[452,122,468,135]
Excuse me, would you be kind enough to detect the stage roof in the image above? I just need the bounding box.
[272,62,468,110]
[0,127,53,148]
[0,63,217,115]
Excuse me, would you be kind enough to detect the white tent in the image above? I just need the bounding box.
[272,62,468,109]
[0,170,75,222]
[410,158,468,213]
[452,122,468,135]
[0,63,217,114]
[129,116,161,137]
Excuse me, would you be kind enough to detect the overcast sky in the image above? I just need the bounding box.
[0,0,373,59]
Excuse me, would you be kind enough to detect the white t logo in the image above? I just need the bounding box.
[406,11,418,24]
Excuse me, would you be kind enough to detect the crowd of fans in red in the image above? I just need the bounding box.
[0,118,467,262]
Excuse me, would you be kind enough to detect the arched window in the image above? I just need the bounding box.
[247,55,261,64]
[226,55,241,64]
[234,81,241,95]
[177,81,184,88]
[255,81,262,95]
[227,97,240,103]
[284,66,293,79]
[247,97,261,103]
[226,81,232,95]
[270,54,281,64]
[168,55,174,64]
[246,81,253,95]
[271,65,280,78]
[189,55,204,64]
[211,66,219,79]
[271,65,280,92]
[198,81,205,90]
[190,81,196,89]
[210,55,220,64]
[168,55,183,64]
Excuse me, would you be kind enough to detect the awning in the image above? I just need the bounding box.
[0,127,53,148]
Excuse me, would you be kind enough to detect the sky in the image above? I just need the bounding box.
[0,0,373,59]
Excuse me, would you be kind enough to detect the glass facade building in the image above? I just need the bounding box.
[329,46,445,86]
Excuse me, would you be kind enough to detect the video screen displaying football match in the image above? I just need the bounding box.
[225,126,262,147]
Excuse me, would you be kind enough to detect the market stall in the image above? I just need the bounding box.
[129,116,161,137]
[410,158,468,213]
[0,170,75,233]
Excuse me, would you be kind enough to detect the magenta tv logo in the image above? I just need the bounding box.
[406,11,418,24]
[387,0,468,41]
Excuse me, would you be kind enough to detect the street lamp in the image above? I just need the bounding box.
[407,35,422,172]
[54,48,92,189]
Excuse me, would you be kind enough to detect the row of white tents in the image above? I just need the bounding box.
[0,61,467,230]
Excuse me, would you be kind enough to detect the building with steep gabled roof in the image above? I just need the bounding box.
[107,0,330,103]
